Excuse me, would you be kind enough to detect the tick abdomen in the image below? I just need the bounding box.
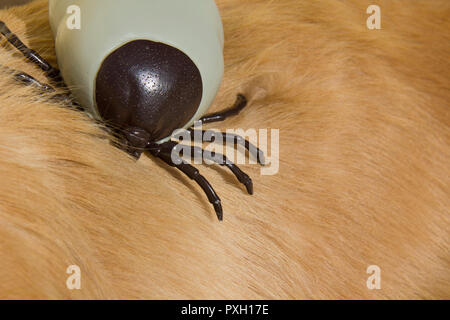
[49,0,225,141]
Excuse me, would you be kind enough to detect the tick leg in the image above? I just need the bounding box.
[14,71,55,92]
[189,145,254,195]
[150,142,223,221]
[11,68,81,109]
[0,21,63,83]
[188,129,266,165]
[197,94,248,124]
[158,140,253,194]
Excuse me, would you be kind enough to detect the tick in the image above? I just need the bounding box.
[0,0,264,220]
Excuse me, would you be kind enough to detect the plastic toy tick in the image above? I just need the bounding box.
[0,0,264,220]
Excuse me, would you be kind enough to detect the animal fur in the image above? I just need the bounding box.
[0,0,448,299]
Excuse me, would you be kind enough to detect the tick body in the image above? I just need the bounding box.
[0,0,265,220]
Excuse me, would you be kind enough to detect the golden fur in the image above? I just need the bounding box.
[0,0,448,299]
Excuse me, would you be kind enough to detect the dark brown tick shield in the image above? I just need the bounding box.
[95,40,203,142]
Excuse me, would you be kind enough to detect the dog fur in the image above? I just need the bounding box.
[0,0,448,299]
